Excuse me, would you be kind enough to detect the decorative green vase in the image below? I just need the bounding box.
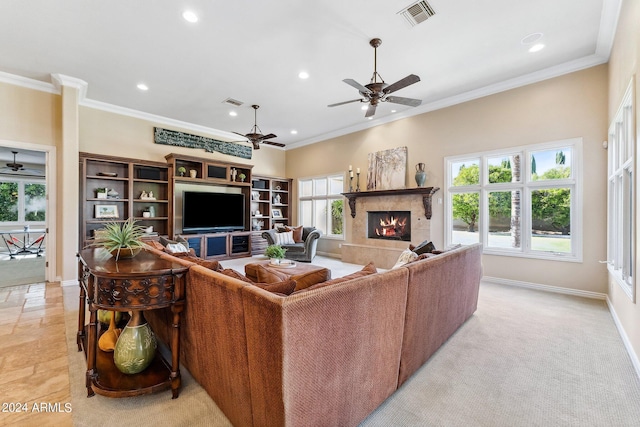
[415,163,427,187]
[113,310,156,374]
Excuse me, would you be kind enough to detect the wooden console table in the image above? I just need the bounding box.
[77,248,189,399]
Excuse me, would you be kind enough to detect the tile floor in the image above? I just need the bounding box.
[0,282,73,427]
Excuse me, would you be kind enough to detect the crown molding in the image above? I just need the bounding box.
[80,98,257,144]
[595,0,623,59]
[50,74,88,100]
[0,71,58,94]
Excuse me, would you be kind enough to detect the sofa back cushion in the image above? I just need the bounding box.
[294,262,377,294]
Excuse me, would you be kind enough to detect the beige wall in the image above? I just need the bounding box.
[607,0,640,365]
[79,107,286,176]
[287,65,609,293]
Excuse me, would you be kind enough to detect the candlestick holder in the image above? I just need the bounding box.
[349,176,353,192]
[356,172,361,192]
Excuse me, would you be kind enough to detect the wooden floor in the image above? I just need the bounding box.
[0,282,73,427]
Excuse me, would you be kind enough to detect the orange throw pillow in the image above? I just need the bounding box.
[285,225,304,243]
[253,264,290,283]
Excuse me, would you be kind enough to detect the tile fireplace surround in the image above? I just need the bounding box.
[341,188,439,269]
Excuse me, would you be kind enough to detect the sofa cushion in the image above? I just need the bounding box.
[180,255,221,271]
[219,268,254,284]
[274,231,295,245]
[147,240,166,251]
[282,242,305,253]
[295,262,377,293]
[392,249,418,269]
[285,225,304,243]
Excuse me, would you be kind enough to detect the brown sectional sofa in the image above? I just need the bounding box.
[145,243,483,427]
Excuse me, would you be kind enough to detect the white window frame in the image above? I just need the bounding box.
[445,138,583,262]
[298,173,345,239]
[0,177,47,225]
[608,79,635,301]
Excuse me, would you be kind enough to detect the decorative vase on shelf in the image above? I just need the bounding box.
[113,310,157,374]
[98,310,121,352]
[415,163,427,187]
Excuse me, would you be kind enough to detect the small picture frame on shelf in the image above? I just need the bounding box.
[272,208,283,218]
[95,205,119,219]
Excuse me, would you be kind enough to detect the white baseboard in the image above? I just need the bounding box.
[482,276,607,300]
[606,296,640,379]
[483,275,640,380]
[61,279,77,287]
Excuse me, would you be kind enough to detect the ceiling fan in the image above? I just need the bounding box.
[328,38,422,118]
[233,105,285,150]
[0,150,44,176]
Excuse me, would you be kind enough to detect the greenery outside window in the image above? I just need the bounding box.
[445,138,582,261]
[299,174,344,238]
[608,80,635,301]
[0,179,46,224]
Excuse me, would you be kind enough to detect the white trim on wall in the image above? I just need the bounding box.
[606,296,640,379]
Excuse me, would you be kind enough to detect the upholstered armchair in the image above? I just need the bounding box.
[261,227,322,262]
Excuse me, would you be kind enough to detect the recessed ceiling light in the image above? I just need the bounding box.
[136,83,149,91]
[528,43,545,53]
[391,109,397,113]
[367,117,373,120]
[298,71,309,79]
[290,130,298,134]
[229,111,237,117]
[182,10,198,23]
[361,105,368,111]
[521,32,543,45]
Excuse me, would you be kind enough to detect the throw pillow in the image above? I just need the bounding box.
[274,230,295,245]
[392,249,418,269]
[254,279,297,296]
[219,268,254,284]
[295,262,377,293]
[285,225,304,243]
[412,240,436,255]
[166,242,189,253]
[147,240,166,251]
[253,264,290,283]
[182,256,220,271]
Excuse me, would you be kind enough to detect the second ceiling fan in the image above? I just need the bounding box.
[328,38,422,117]
[234,105,284,150]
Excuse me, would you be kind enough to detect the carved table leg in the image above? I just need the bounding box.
[170,305,183,399]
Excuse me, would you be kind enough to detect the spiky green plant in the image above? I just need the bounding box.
[93,218,147,259]
[264,244,286,259]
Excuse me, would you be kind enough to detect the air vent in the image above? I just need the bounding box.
[398,1,436,27]
[222,97,244,107]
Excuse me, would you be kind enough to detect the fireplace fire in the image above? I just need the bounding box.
[367,211,411,241]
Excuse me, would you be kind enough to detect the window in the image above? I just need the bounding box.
[608,80,635,300]
[0,179,46,224]
[298,174,344,238]
[445,138,582,261]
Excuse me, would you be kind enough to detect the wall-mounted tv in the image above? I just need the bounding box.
[182,191,245,233]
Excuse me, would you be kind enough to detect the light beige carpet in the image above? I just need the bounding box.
[63,257,640,426]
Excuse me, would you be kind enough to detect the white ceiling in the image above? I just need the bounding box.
[0,0,620,151]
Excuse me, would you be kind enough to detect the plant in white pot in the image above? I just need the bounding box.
[264,244,287,265]
[93,218,147,260]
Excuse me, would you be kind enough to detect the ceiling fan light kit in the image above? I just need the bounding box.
[328,37,422,117]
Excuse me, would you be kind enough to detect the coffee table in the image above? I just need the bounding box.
[244,260,331,290]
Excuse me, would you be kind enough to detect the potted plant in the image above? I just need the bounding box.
[177,166,186,177]
[264,244,287,264]
[93,218,147,260]
[96,188,107,199]
[238,172,246,182]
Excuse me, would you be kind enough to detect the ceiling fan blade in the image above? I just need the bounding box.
[261,133,277,140]
[385,96,422,107]
[383,74,420,94]
[365,104,377,118]
[262,140,286,148]
[233,131,249,139]
[328,99,363,107]
[343,79,372,95]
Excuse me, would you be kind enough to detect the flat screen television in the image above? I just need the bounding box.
[182,191,245,233]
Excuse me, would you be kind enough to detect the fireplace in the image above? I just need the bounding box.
[367,211,411,241]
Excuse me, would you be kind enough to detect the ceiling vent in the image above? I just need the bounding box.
[398,1,436,27]
[222,97,243,107]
